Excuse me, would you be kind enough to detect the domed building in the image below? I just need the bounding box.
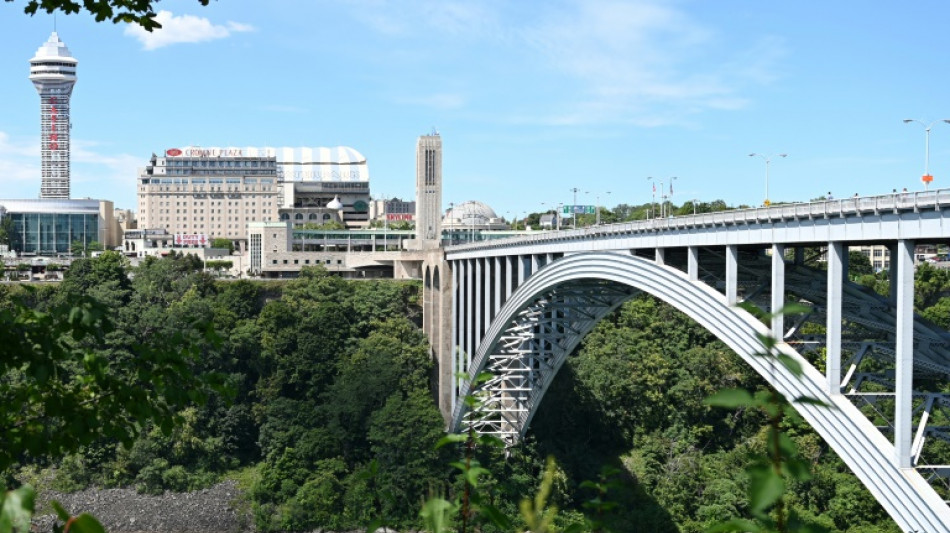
[442,200,510,231]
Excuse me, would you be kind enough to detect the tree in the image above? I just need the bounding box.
[70,240,103,258]
[848,250,874,278]
[0,216,14,247]
[5,0,212,31]
[211,238,234,254]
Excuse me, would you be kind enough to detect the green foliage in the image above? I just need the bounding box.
[210,238,234,254]
[6,0,211,31]
[847,251,874,278]
[0,216,13,247]
[69,240,103,258]
[7,243,935,532]
[704,303,831,533]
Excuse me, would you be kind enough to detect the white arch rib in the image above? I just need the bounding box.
[454,252,950,532]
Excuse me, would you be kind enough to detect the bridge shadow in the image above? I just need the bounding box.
[524,361,681,533]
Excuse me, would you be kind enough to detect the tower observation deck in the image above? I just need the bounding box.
[29,32,77,199]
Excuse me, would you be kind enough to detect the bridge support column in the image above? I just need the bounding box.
[466,259,474,373]
[451,261,460,415]
[826,242,844,394]
[725,245,738,305]
[771,244,785,339]
[505,255,514,301]
[518,255,528,287]
[888,243,898,305]
[475,259,483,351]
[687,246,699,281]
[494,257,502,322]
[895,239,915,468]
[656,247,666,266]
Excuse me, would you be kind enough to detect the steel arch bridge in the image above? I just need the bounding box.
[420,191,950,532]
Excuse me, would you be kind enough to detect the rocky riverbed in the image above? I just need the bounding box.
[31,481,405,533]
[32,481,253,533]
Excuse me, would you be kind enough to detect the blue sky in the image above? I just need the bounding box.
[1,0,949,218]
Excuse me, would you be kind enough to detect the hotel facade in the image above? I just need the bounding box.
[137,146,371,249]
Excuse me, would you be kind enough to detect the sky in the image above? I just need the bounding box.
[1,0,950,218]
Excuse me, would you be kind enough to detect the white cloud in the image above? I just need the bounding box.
[518,0,777,125]
[71,141,141,207]
[0,131,40,187]
[345,0,783,127]
[124,10,254,51]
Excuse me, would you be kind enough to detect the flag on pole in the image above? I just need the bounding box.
[652,183,656,193]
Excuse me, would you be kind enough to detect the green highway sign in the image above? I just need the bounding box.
[562,205,595,215]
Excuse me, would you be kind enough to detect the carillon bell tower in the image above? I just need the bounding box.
[415,131,442,248]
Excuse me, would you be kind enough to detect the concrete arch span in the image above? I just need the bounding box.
[451,251,950,531]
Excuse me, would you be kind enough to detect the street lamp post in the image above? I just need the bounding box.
[447,202,454,244]
[647,177,661,218]
[667,177,677,217]
[469,204,475,242]
[748,153,787,206]
[569,187,580,228]
[903,118,950,190]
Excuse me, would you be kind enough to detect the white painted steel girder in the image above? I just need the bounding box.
[451,252,950,532]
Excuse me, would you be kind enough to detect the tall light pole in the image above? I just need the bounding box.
[647,177,661,218]
[597,190,611,225]
[667,177,677,217]
[903,118,950,190]
[569,187,580,228]
[749,153,787,206]
[448,202,454,244]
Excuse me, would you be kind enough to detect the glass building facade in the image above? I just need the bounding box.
[1,199,102,255]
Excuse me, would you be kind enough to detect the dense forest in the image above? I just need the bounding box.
[4,251,950,532]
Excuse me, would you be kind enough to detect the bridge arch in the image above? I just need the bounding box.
[451,251,950,531]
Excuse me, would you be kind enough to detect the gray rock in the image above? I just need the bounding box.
[32,481,251,533]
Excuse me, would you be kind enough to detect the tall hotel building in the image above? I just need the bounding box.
[29,32,77,199]
[137,148,281,247]
[137,146,371,248]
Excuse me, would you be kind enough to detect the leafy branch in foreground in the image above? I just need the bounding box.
[422,371,512,533]
[705,302,831,533]
[0,287,229,533]
[6,0,212,31]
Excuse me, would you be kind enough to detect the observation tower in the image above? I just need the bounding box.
[29,32,77,199]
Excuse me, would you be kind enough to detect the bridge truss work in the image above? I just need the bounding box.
[421,189,950,531]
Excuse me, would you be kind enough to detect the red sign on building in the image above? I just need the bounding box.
[174,234,209,247]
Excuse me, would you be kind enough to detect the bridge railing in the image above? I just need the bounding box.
[448,188,950,252]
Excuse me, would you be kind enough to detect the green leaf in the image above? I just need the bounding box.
[67,514,106,533]
[776,353,803,377]
[419,497,455,533]
[51,501,70,521]
[748,467,785,515]
[704,388,754,408]
[0,485,36,533]
[778,302,811,316]
[465,466,491,487]
[793,395,831,408]
[738,301,768,320]
[434,433,467,449]
[476,503,512,529]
